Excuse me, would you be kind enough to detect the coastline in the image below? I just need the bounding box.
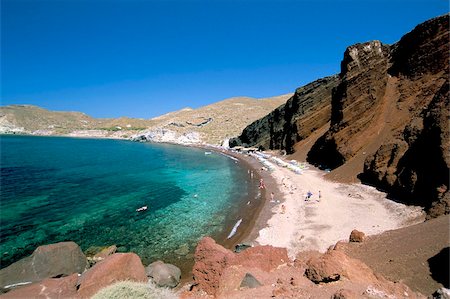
[2,135,427,283]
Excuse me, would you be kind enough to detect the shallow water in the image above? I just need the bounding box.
[0,135,254,268]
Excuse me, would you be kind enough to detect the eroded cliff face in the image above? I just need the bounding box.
[306,14,449,214]
[229,75,339,153]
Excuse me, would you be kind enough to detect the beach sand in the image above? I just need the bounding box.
[234,152,425,259]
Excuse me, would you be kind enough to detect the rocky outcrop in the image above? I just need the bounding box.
[230,75,339,153]
[191,237,288,297]
[77,253,147,298]
[146,260,181,288]
[305,14,449,215]
[0,241,88,290]
[307,40,390,168]
[185,237,424,298]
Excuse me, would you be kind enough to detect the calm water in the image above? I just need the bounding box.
[0,135,255,268]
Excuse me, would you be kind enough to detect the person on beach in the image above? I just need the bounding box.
[270,192,275,202]
[259,178,266,189]
[306,191,313,201]
[281,204,286,214]
[318,190,322,200]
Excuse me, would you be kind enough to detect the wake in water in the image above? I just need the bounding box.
[227,218,242,239]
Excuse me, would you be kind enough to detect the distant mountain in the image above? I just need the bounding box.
[231,14,449,217]
[0,94,291,144]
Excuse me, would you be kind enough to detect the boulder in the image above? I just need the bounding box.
[304,250,378,284]
[192,237,235,296]
[146,261,181,288]
[0,273,78,299]
[192,237,289,296]
[349,230,366,242]
[0,241,88,289]
[77,253,147,298]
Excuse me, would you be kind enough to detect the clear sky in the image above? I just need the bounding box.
[1,0,448,118]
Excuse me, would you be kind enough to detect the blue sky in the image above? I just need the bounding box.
[1,0,448,118]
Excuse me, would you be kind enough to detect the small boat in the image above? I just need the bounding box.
[136,206,148,212]
[205,151,212,155]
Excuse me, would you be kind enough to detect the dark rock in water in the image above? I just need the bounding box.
[0,273,78,299]
[0,241,88,289]
[146,260,181,288]
[239,272,262,289]
[77,253,147,298]
[234,243,252,253]
[116,246,128,253]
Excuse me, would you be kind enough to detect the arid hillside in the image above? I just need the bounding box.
[231,14,449,217]
[0,94,291,144]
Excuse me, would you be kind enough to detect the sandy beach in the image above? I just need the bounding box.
[234,151,426,259]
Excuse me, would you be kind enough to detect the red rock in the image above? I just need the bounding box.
[77,253,147,298]
[0,274,78,299]
[192,237,290,296]
[192,237,235,296]
[349,230,365,242]
[235,245,289,272]
[304,250,378,284]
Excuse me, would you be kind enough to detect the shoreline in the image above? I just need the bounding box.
[2,135,427,284]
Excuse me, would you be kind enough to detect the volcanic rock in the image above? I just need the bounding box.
[0,274,78,299]
[0,241,88,289]
[349,230,365,242]
[230,75,339,153]
[146,260,181,288]
[77,253,147,298]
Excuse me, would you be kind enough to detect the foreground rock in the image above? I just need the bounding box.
[0,242,88,290]
[77,253,147,298]
[184,237,425,298]
[0,274,78,299]
[146,261,181,288]
[191,237,288,297]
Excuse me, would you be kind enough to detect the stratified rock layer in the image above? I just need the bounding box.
[230,75,339,153]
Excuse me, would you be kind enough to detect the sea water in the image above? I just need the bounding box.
[0,135,255,269]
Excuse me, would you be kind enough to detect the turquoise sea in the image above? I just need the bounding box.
[0,135,257,270]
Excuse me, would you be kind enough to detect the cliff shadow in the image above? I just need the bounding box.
[428,247,449,288]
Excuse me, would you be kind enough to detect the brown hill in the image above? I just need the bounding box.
[0,94,291,144]
[231,14,449,217]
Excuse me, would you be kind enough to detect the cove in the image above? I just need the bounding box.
[0,135,257,272]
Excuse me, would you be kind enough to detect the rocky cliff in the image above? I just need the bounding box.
[229,75,339,153]
[232,14,449,216]
[308,14,449,214]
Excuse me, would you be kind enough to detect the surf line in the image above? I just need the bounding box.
[219,152,239,162]
[227,218,243,239]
